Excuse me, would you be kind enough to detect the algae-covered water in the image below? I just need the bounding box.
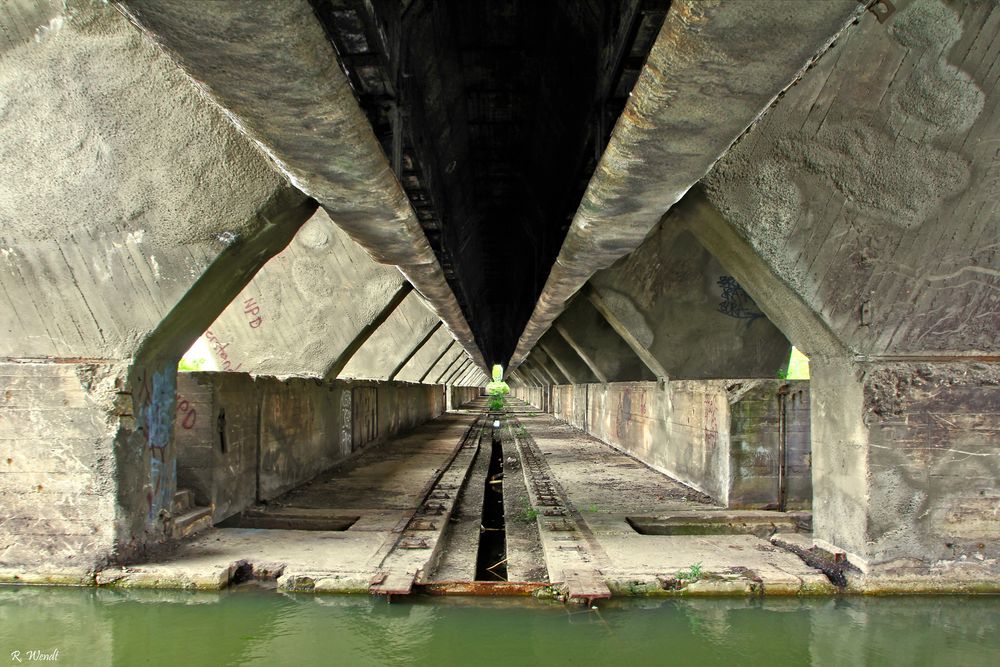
[1,586,998,666]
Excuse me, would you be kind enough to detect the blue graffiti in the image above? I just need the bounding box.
[717,276,764,323]
[143,363,176,451]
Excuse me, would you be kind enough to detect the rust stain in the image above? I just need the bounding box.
[416,581,547,596]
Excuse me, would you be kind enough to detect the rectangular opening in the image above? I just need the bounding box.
[218,513,360,531]
[626,513,809,537]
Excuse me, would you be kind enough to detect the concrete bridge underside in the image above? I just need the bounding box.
[0,0,997,593]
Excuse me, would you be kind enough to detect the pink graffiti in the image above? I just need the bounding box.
[205,329,243,372]
[244,297,263,329]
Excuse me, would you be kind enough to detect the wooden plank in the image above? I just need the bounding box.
[564,569,611,600]
[370,570,416,596]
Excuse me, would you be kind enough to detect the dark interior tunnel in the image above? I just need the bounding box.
[311,0,669,366]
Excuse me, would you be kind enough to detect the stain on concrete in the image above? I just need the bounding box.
[0,1,282,246]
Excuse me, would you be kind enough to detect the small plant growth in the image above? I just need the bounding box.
[520,502,540,522]
[676,562,703,582]
[486,364,510,412]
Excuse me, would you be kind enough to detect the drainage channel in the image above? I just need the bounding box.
[475,413,508,581]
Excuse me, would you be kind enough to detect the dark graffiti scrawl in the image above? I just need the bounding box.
[717,276,764,322]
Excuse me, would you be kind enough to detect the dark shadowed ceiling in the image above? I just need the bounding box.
[311,0,668,365]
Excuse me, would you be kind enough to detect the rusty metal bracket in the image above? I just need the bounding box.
[399,537,430,549]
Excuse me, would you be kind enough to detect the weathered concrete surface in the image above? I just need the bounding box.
[548,297,654,383]
[544,381,732,504]
[729,381,811,510]
[693,0,1000,572]
[510,406,833,595]
[510,0,866,369]
[341,291,441,381]
[394,328,455,384]
[523,379,814,512]
[703,0,999,359]
[0,362,125,581]
[0,1,300,361]
[538,331,599,385]
[117,0,486,372]
[96,413,480,591]
[590,226,792,379]
[174,372,447,520]
[190,210,404,377]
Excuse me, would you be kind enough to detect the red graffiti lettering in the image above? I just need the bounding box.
[205,330,243,372]
[175,393,197,429]
[244,298,263,329]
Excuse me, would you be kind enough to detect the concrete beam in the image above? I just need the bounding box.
[537,348,570,385]
[419,339,457,384]
[521,359,548,387]
[587,222,791,379]
[586,287,669,380]
[538,340,579,384]
[324,283,413,380]
[394,327,453,383]
[0,1,300,362]
[443,358,472,385]
[455,363,479,387]
[342,290,442,380]
[388,321,443,381]
[118,0,486,370]
[540,297,652,382]
[509,0,865,368]
[553,324,607,384]
[527,354,562,386]
[539,330,599,384]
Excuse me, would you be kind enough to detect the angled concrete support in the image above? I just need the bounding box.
[509,0,865,368]
[455,364,478,387]
[388,321,443,381]
[535,348,569,385]
[546,297,652,382]
[119,0,486,370]
[539,330,598,384]
[586,286,668,380]
[553,324,607,383]
[538,340,580,384]
[528,354,561,386]
[418,340,456,384]
[434,350,467,384]
[443,358,472,385]
[324,283,413,380]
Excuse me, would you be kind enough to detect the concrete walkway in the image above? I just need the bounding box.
[97,399,831,596]
[506,400,832,596]
[98,412,482,592]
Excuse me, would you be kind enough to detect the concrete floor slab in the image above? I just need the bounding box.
[97,412,481,592]
[509,402,833,596]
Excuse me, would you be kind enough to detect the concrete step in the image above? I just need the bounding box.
[171,506,213,540]
[172,488,195,514]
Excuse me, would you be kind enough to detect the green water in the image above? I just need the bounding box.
[1,586,998,666]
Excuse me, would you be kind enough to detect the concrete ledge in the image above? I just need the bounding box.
[0,569,95,587]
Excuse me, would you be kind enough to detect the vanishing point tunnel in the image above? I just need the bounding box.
[1,0,998,598]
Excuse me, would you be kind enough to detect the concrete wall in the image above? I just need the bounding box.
[173,373,445,522]
[729,381,811,510]
[0,362,125,576]
[861,362,1000,566]
[519,379,814,510]
[448,386,481,410]
[521,381,731,503]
